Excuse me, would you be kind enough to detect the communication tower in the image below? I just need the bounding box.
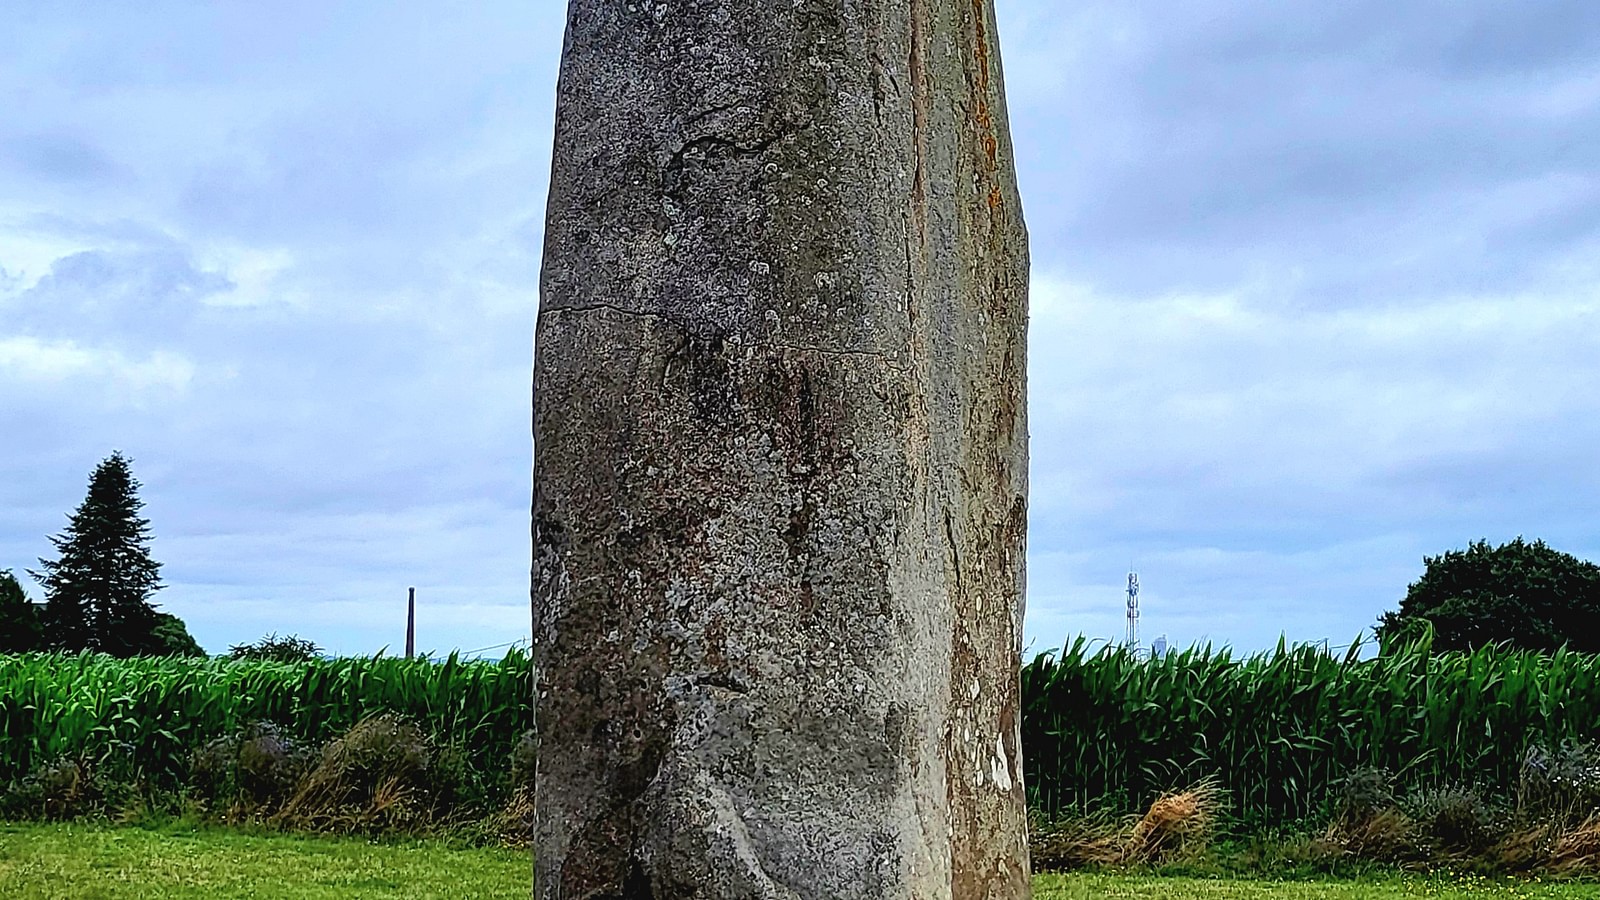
[1125,571,1140,654]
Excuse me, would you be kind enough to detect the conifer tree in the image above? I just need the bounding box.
[32,452,164,656]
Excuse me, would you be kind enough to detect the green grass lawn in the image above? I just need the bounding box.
[0,822,528,899]
[1,822,1595,899]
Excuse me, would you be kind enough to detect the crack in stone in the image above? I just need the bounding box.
[943,508,964,590]
[679,100,748,131]
[689,670,750,695]
[663,121,805,195]
[540,301,667,324]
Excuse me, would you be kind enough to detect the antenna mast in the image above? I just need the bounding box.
[1125,571,1140,655]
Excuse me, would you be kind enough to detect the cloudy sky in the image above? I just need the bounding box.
[4,2,1598,658]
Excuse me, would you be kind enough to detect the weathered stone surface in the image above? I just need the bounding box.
[532,0,1029,897]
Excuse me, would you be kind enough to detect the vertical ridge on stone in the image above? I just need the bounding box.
[533,1,1029,897]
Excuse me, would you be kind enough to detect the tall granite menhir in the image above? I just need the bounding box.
[532,0,1030,896]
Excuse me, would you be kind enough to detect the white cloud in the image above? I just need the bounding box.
[1024,270,1600,652]
[0,211,91,292]
[7,0,1600,659]
[194,244,301,309]
[0,335,195,394]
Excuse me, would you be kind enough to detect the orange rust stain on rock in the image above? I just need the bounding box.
[971,0,992,96]
[968,0,999,173]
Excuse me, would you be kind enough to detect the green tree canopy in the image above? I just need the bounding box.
[31,452,169,657]
[0,569,43,653]
[228,633,321,663]
[151,611,206,657]
[1377,537,1600,653]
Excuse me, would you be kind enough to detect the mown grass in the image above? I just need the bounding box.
[0,822,529,899]
[2,822,1597,899]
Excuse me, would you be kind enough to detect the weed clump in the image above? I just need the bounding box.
[190,721,311,819]
[1316,767,1419,863]
[1334,766,1398,821]
[1407,784,1508,853]
[1,757,97,821]
[482,729,537,847]
[510,728,536,793]
[273,713,439,834]
[1125,781,1221,864]
[1519,740,1600,825]
[1030,781,1222,871]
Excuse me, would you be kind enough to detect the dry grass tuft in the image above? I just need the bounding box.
[272,713,435,833]
[485,786,537,848]
[1487,824,1554,872]
[1031,782,1224,871]
[1318,805,1600,875]
[1318,807,1421,863]
[1123,781,1222,864]
[1029,813,1124,871]
[1549,814,1600,873]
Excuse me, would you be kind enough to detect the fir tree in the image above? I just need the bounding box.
[31,452,164,656]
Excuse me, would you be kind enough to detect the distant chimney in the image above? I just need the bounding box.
[405,587,415,659]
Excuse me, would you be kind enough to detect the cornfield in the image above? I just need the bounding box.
[1023,636,1600,825]
[0,650,533,789]
[8,639,1600,830]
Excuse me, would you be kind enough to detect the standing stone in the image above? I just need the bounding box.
[532,0,1029,897]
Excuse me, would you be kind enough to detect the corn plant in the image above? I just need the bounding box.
[0,649,534,793]
[10,637,1600,829]
[1022,636,1600,826]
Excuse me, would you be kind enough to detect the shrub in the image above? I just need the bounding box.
[2,757,97,820]
[477,728,538,848]
[1332,766,1398,820]
[149,612,206,657]
[274,713,439,833]
[1519,740,1600,826]
[1314,766,1423,863]
[227,633,321,663]
[190,721,310,817]
[1407,784,1507,852]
